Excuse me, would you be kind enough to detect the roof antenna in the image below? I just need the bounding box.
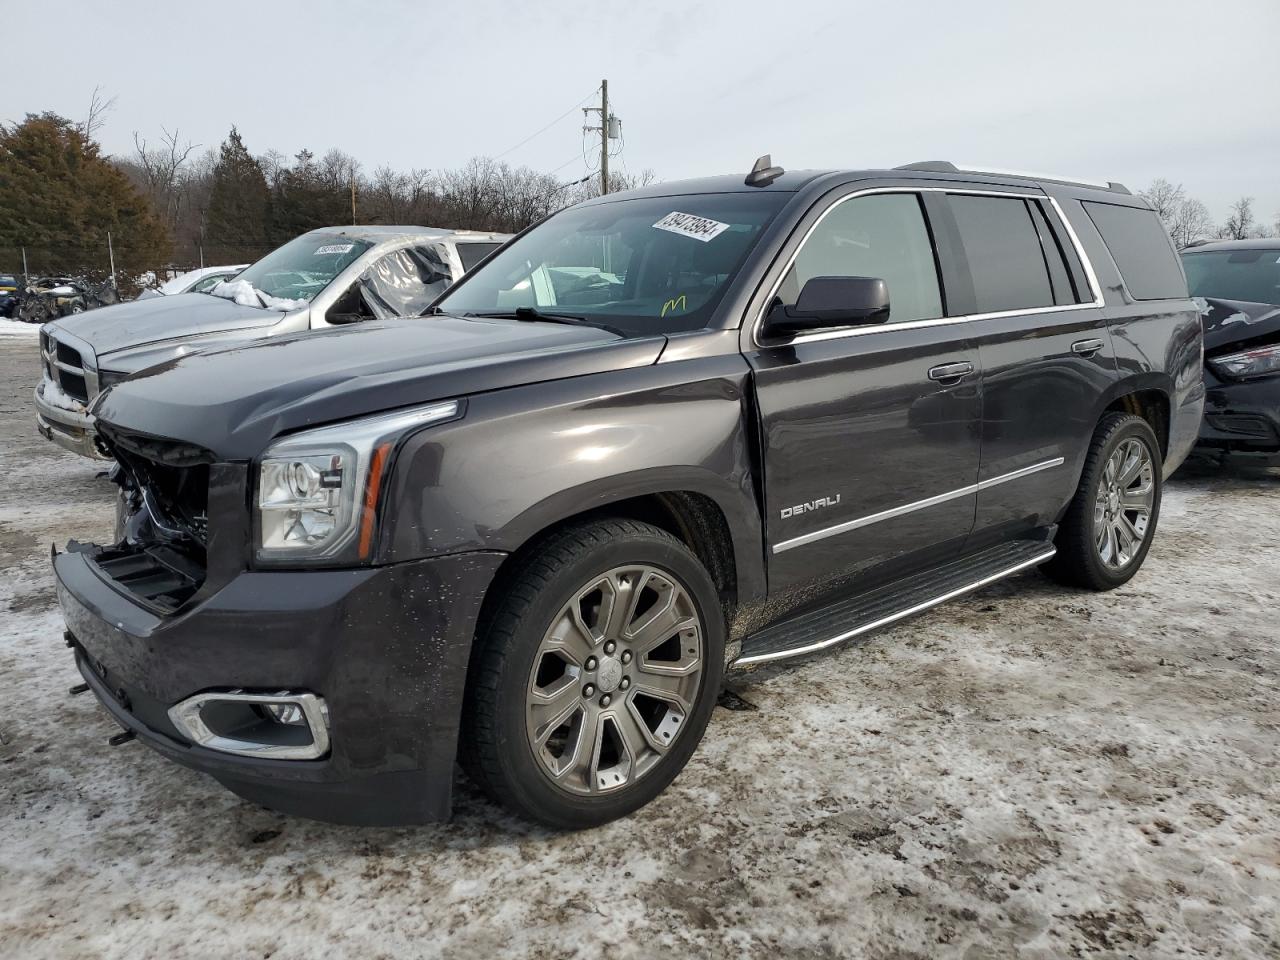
[745,154,784,187]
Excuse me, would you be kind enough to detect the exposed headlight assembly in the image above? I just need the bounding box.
[1209,343,1280,381]
[255,400,460,564]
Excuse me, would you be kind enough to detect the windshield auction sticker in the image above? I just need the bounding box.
[653,211,731,243]
[314,244,355,255]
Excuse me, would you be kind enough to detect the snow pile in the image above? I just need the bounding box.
[210,279,307,312]
[0,319,41,337]
[37,375,88,413]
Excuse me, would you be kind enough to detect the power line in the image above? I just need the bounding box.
[492,87,601,161]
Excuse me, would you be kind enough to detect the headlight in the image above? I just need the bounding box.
[1209,343,1280,381]
[255,400,460,564]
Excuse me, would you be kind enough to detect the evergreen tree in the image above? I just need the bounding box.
[267,148,348,243]
[0,112,169,274]
[204,126,270,263]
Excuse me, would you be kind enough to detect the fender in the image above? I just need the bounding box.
[377,355,767,603]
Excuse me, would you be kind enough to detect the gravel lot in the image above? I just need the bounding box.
[1,325,1277,959]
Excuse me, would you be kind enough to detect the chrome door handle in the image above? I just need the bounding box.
[928,361,975,383]
[1072,338,1105,357]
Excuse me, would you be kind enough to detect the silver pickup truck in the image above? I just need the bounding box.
[35,225,508,457]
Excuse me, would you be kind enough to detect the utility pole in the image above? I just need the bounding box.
[107,232,116,286]
[350,165,358,224]
[599,79,608,197]
[583,80,620,197]
[21,246,28,284]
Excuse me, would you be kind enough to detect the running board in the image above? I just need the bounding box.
[736,540,1056,666]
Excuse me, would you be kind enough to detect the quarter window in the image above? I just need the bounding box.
[948,195,1055,313]
[456,242,503,272]
[775,193,943,326]
[1083,201,1187,301]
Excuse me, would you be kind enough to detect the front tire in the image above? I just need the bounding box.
[461,518,725,829]
[1044,412,1162,590]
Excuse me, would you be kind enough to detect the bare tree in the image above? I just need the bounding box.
[1139,179,1217,249]
[78,85,117,141]
[1168,198,1214,249]
[132,127,200,230]
[1139,179,1183,224]
[1219,197,1256,240]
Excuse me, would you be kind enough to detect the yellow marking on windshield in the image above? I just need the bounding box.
[660,295,687,317]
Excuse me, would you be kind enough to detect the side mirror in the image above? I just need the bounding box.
[762,276,890,339]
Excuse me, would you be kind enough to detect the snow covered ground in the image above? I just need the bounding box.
[0,318,41,338]
[0,337,1277,959]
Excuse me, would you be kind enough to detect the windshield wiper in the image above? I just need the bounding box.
[465,308,626,337]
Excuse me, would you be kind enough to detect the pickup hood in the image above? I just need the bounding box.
[51,292,283,359]
[93,315,666,459]
[1199,297,1280,353]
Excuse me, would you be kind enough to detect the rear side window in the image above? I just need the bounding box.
[775,192,943,326]
[948,195,1054,313]
[1082,201,1187,301]
[456,241,503,272]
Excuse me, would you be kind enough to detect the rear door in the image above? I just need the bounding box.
[932,189,1116,547]
[746,188,983,595]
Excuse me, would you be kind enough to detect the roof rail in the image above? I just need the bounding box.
[893,161,1130,195]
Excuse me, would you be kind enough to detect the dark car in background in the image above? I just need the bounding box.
[0,274,17,317]
[1182,239,1280,454]
[54,161,1202,828]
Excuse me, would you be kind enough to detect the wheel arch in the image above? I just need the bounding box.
[488,473,763,618]
[1102,382,1171,458]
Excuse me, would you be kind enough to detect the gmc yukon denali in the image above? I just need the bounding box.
[54,159,1205,828]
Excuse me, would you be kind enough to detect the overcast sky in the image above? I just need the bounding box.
[4,0,1277,227]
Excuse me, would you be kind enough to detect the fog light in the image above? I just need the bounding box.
[264,701,305,725]
[168,690,329,760]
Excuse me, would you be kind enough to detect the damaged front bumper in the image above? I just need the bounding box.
[54,540,506,825]
[1197,367,1280,453]
[34,380,105,459]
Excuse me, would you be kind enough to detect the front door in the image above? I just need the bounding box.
[746,190,984,595]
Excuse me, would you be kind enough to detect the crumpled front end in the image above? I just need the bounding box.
[54,422,506,824]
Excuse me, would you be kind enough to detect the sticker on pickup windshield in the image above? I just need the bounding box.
[314,243,354,255]
[653,211,731,243]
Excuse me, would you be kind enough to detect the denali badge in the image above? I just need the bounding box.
[780,495,841,519]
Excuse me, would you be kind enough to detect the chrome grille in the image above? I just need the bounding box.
[40,330,94,405]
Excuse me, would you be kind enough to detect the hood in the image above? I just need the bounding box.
[50,292,286,358]
[93,315,666,460]
[1198,297,1280,353]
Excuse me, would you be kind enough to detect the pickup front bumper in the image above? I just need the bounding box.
[34,380,105,459]
[55,544,506,825]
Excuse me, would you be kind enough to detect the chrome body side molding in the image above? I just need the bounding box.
[772,457,1065,555]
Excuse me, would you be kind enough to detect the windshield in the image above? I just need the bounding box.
[219,233,372,305]
[1183,248,1280,306]
[436,192,789,336]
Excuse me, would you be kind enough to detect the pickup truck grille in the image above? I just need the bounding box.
[41,330,93,404]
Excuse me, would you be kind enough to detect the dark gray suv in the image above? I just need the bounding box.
[54,159,1204,828]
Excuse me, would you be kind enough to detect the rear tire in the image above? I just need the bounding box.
[1044,412,1162,590]
[461,518,725,829]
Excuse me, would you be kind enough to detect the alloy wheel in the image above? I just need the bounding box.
[1093,437,1155,570]
[524,564,704,795]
